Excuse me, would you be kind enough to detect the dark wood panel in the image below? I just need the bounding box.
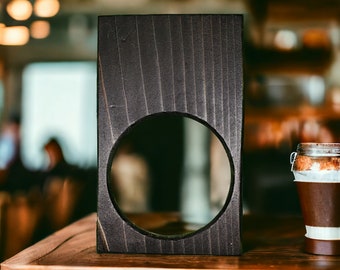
[97,14,244,255]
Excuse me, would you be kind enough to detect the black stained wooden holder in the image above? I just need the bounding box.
[97,14,243,255]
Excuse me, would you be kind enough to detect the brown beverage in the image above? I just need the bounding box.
[291,143,340,255]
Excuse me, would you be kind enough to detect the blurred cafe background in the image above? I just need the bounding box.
[1,0,340,260]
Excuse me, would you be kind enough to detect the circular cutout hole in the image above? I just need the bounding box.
[108,113,232,237]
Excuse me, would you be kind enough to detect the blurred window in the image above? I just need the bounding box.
[21,62,97,169]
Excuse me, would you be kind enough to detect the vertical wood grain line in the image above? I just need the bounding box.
[215,16,223,136]
[188,16,198,115]
[151,16,164,111]
[142,234,147,253]
[114,17,131,126]
[136,16,149,115]
[200,16,208,121]
[233,195,242,252]
[216,219,221,255]
[179,16,188,112]
[192,236,196,254]
[201,17,207,120]
[170,16,186,112]
[123,222,128,252]
[223,17,231,146]
[231,16,238,151]
[98,55,114,143]
[230,202,234,254]
[186,16,199,115]
[198,230,204,253]
[97,217,110,251]
[168,16,176,111]
[209,16,216,127]
[220,17,225,139]
[159,239,163,253]
[235,17,243,152]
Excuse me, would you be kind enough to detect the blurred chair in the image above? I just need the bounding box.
[0,192,10,260]
[43,177,84,231]
[0,191,43,260]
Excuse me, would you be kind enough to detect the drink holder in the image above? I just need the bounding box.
[97,14,243,255]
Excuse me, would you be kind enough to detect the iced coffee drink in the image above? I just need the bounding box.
[291,143,340,255]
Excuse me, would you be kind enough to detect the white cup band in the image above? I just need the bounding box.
[293,171,340,182]
[305,225,340,240]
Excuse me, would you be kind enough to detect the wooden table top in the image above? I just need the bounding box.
[2,213,340,269]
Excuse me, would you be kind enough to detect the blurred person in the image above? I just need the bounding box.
[0,114,42,260]
[0,114,21,181]
[43,138,73,177]
[111,142,150,213]
[0,114,36,193]
[40,137,84,231]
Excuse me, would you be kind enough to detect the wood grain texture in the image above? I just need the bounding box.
[3,213,340,269]
[97,15,243,255]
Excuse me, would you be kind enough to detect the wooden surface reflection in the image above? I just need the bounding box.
[3,213,340,269]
